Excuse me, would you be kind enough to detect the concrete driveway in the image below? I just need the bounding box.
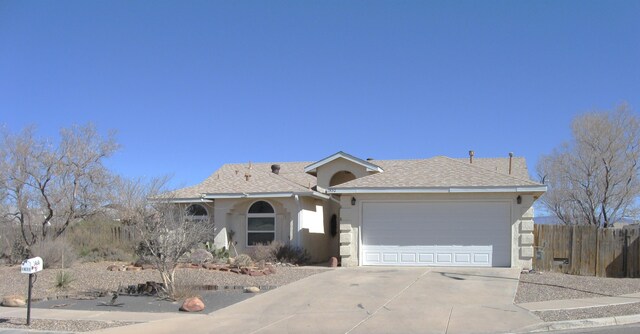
[96,267,541,334]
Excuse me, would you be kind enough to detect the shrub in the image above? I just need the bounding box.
[275,244,310,265]
[246,241,282,263]
[172,284,201,301]
[10,239,29,265]
[55,270,75,289]
[233,254,254,268]
[67,220,137,262]
[30,238,77,269]
[79,247,133,263]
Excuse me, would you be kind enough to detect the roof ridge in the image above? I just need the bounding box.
[437,156,540,186]
[248,167,313,191]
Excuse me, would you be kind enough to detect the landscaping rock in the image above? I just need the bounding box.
[106,264,124,271]
[266,265,277,274]
[189,249,214,264]
[249,270,264,277]
[179,297,205,312]
[203,263,221,270]
[125,266,142,272]
[329,257,338,267]
[2,295,26,307]
[244,286,260,293]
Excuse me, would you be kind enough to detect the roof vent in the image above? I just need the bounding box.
[366,158,374,161]
[244,173,251,181]
[271,164,281,174]
[469,150,474,164]
[508,152,513,175]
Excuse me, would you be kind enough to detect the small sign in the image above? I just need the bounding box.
[21,257,43,274]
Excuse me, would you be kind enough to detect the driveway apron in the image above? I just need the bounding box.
[94,267,541,334]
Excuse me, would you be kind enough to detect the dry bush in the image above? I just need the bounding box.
[171,284,201,301]
[246,241,282,263]
[275,244,311,265]
[233,254,254,268]
[66,221,137,262]
[0,226,28,264]
[30,237,77,269]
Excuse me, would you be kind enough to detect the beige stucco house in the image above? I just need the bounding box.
[173,151,546,268]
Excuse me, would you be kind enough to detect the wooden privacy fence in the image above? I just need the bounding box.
[534,224,640,277]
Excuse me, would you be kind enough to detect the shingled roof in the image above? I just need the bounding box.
[172,154,542,199]
[331,156,540,189]
[172,161,317,199]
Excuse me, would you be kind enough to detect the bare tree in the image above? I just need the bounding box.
[115,177,214,298]
[0,124,118,246]
[537,104,640,227]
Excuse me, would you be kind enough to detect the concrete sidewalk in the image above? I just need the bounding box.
[518,292,640,312]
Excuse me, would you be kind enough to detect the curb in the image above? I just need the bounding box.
[522,314,640,332]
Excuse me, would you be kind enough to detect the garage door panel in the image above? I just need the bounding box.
[361,201,510,267]
[362,245,493,266]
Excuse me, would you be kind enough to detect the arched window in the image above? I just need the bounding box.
[247,201,275,246]
[185,204,208,223]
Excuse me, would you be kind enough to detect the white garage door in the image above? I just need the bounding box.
[361,201,511,267]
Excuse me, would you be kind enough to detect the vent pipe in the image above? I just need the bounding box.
[366,158,374,161]
[469,150,474,164]
[271,164,281,174]
[508,152,513,175]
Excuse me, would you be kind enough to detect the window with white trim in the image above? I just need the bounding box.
[247,201,275,246]
[185,204,208,223]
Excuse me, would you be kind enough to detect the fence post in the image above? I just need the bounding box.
[624,228,629,277]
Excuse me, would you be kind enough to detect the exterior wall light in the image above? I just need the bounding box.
[351,197,356,206]
[517,195,522,204]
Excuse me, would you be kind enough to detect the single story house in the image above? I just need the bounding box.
[172,151,546,268]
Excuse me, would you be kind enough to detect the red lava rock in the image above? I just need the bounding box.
[249,270,264,277]
[230,268,241,274]
[179,297,205,312]
[241,268,251,275]
[329,257,339,267]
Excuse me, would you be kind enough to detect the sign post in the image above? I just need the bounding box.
[21,257,43,326]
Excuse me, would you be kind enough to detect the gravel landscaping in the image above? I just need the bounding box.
[515,271,640,304]
[0,261,329,332]
[0,261,330,301]
[0,317,135,332]
[535,302,640,322]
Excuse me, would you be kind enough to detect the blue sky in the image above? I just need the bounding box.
[1,1,639,189]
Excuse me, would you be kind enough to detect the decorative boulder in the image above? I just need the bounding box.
[244,286,260,293]
[2,295,26,307]
[189,249,214,264]
[179,297,205,312]
[328,257,338,267]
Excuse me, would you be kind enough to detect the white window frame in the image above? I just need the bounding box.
[185,204,209,223]
[247,200,276,246]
